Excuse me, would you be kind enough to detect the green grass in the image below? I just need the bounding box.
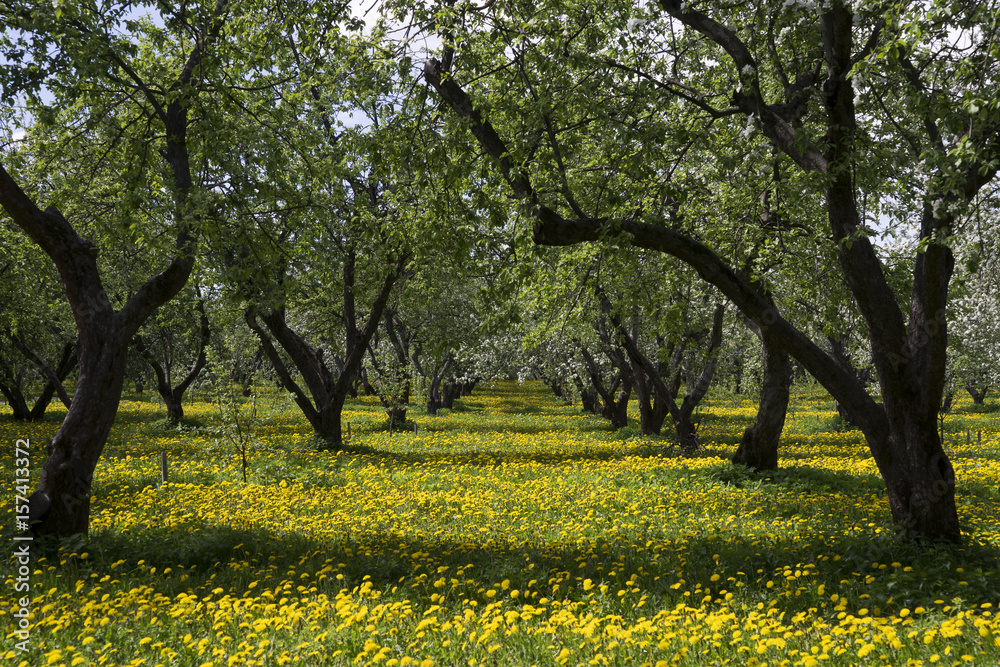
[1,382,998,667]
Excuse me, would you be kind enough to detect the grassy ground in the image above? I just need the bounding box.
[1,381,999,666]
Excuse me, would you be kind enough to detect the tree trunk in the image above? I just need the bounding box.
[674,412,700,454]
[246,307,340,443]
[2,4,229,536]
[633,366,669,435]
[386,405,408,429]
[28,324,130,536]
[878,404,958,537]
[573,374,597,414]
[442,381,458,409]
[164,394,184,423]
[425,355,453,416]
[733,332,792,470]
[966,385,988,405]
[424,33,969,540]
[608,380,631,429]
[246,253,405,450]
[134,297,210,425]
[0,380,32,421]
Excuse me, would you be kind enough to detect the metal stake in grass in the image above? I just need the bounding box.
[160,451,168,485]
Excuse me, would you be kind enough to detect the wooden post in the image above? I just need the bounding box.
[414,423,418,435]
[967,430,971,445]
[160,451,168,484]
[978,430,982,446]
[347,422,351,438]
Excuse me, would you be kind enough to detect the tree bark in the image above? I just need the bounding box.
[966,385,988,405]
[580,342,631,429]
[733,329,792,470]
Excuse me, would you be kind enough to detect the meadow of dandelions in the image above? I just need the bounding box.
[2,381,999,666]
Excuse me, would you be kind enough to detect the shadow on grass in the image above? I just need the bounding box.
[702,462,886,496]
[53,517,1000,621]
[0,411,66,426]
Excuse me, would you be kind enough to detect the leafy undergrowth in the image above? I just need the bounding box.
[2,382,999,666]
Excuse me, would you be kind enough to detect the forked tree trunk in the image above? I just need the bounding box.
[246,253,405,449]
[600,290,725,449]
[3,194,195,538]
[0,338,76,421]
[580,344,631,429]
[966,385,988,405]
[4,3,228,536]
[134,298,210,425]
[733,331,792,470]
